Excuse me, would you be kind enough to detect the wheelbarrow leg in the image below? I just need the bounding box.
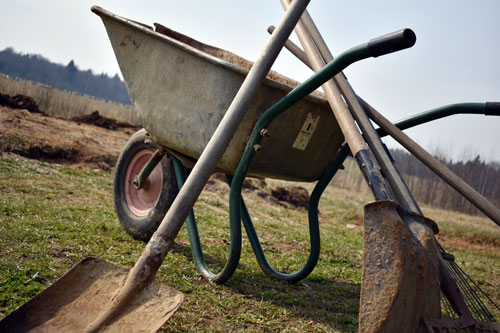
[171,156,242,283]
[234,144,350,283]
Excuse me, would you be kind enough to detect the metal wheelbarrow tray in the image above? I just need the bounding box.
[93,6,344,182]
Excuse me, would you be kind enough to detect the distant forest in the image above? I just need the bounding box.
[391,149,500,199]
[333,148,499,216]
[391,149,500,215]
[0,47,131,105]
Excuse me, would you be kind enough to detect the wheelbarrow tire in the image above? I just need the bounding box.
[113,129,178,241]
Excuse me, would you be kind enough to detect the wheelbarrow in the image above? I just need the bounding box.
[2,2,500,332]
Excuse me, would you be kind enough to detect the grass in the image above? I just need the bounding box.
[0,154,499,331]
[0,74,136,125]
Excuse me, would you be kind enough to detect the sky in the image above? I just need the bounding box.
[1,0,499,162]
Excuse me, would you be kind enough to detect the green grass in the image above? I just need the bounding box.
[0,154,498,331]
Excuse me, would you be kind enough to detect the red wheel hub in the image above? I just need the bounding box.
[124,149,163,216]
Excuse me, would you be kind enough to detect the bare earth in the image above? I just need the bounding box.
[0,106,134,171]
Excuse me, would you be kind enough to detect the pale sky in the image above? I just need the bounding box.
[1,0,499,162]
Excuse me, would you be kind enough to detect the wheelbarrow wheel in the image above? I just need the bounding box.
[113,129,178,241]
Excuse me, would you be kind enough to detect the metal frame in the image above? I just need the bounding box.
[172,144,350,284]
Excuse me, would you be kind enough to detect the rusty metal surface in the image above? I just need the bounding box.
[92,6,344,182]
[0,258,183,332]
[359,201,440,332]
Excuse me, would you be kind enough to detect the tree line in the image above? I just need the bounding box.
[331,148,499,216]
[0,47,131,105]
[390,149,499,215]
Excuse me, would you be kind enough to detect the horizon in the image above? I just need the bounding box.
[0,46,120,78]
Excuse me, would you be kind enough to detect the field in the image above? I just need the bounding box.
[0,74,137,125]
[0,104,499,331]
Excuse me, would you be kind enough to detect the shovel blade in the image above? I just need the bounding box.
[359,200,440,332]
[0,258,183,333]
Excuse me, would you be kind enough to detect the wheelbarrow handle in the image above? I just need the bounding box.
[485,102,500,116]
[367,29,416,58]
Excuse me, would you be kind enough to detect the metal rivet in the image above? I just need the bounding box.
[260,128,270,137]
[132,176,141,190]
[253,144,262,152]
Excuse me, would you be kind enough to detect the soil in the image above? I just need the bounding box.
[154,23,325,99]
[270,186,310,210]
[436,231,500,255]
[72,110,140,132]
[0,93,46,115]
[0,105,134,171]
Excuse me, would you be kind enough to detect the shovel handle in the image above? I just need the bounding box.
[367,29,416,57]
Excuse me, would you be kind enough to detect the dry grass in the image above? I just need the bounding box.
[0,74,137,124]
[330,156,500,217]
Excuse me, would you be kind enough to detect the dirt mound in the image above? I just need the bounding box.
[271,186,310,209]
[205,173,230,192]
[153,23,325,100]
[204,174,309,210]
[0,106,133,171]
[0,93,46,115]
[243,178,267,192]
[72,111,139,131]
[0,135,79,163]
[204,174,268,197]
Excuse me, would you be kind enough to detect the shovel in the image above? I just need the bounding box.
[0,258,183,332]
[0,1,311,332]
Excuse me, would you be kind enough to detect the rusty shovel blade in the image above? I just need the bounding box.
[359,200,441,332]
[0,258,183,333]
